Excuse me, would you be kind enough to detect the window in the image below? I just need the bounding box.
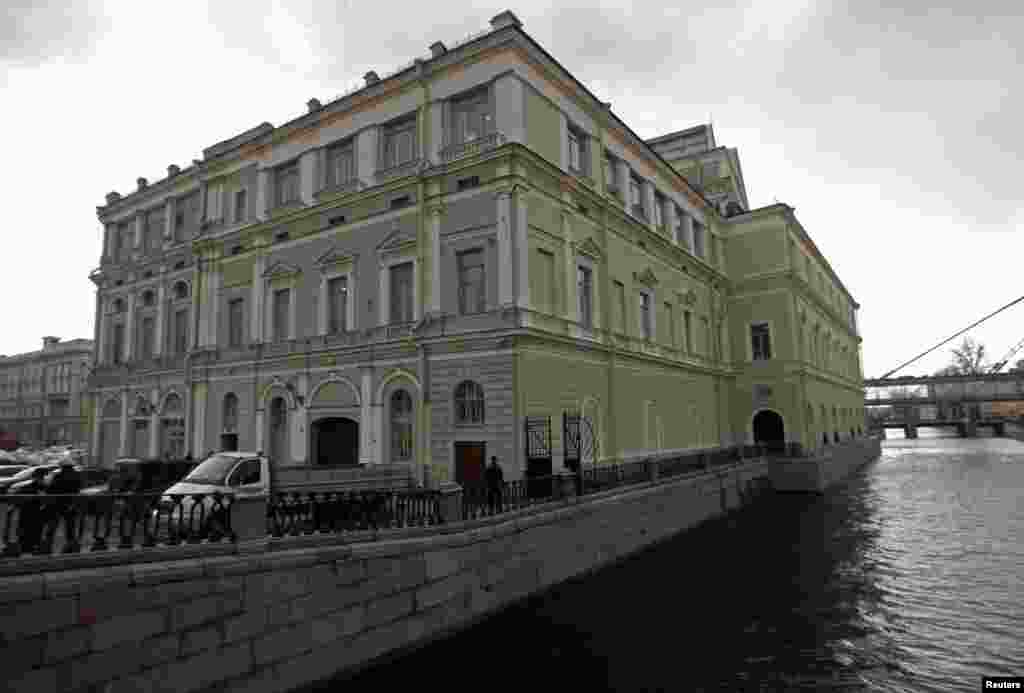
[604,152,618,192]
[234,189,248,223]
[325,141,356,188]
[273,288,291,342]
[683,310,692,353]
[389,262,414,324]
[116,222,133,262]
[568,125,588,174]
[389,195,411,210]
[613,280,626,332]
[139,316,155,359]
[206,182,223,223]
[457,249,485,315]
[639,292,653,340]
[577,265,593,328]
[390,390,413,461]
[175,192,200,242]
[173,282,189,300]
[111,323,125,364]
[693,219,705,258]
[145,208,164,252]
[751,322,772,360]
[275,162,300,206]
[457,176,480,191]
[228,298,245,347]
[450,89,492,145]
[173,309,189,353]
[630,175,644,218]
[454,380,484,424]
[142,290,155,307]
[327,277,348,334]
[382,117,418,169]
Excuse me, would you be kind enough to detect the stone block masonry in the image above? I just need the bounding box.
[0,460,775,693]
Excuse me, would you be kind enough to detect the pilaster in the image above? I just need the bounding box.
[495,190,514,306]
[256,169,271,221]
[513,186,530,310]
[124,293,136,362]
[360,367,374,465]
[154,284,166,356]
[428,204,445,314]
[118,392,129,457]
[148,388,159,458]
[562,211,575,323]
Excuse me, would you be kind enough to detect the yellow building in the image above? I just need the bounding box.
[87,10,865,483]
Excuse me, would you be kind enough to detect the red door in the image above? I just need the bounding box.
[454,442,486,486]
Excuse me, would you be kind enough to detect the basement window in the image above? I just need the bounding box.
[274,231,290,243]
[390,195,412,210]
[231,245,244,256]
[457,176,480,191]
[115,280,124,286]
[174,261,186,270]
[143,270,154,279]
[328,214,346,227]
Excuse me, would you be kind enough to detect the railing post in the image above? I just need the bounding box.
[648,457,660,482]
[230,495,268,542]
[556,471,577,500]
[438,481,462,524]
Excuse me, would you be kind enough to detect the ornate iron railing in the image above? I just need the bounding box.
[267,489,443,537]
[0,492,234,558]
[461,474,561,520]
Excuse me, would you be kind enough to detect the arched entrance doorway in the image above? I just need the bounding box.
[311,417,359,466]
[753,409,785,454]
[268,397,288,464]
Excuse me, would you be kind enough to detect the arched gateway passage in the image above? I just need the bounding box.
[753,410,786,454]
[311,417,360,467]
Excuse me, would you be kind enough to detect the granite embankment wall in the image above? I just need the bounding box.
[0,460,773,693]
[770,437,882,492]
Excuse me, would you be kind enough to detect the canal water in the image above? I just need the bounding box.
[316,431,1024,692]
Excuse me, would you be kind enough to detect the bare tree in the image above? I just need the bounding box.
[946,337,989,376]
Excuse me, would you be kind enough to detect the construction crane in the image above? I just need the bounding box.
[989,336,1024,374]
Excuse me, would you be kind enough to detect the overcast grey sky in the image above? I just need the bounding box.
[2,1,1021,377]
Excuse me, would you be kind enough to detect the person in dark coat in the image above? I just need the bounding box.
[485,456,505,513]
[17,467,49,553]
[47,461,83,548]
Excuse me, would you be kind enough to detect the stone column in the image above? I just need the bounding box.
[256,169,271,221]
[513,186,530,311]
[251,254,266,343]
[96,302,108,366]
[164,200,175,248]
[643,181,656,231]
[134,213,144,254]
[360,367,374,465]
[154,284,166,356]
[562,212,575,323]
[91,399,102,459]
[148,388,160,458]
[118,391,129,457]
[496,190,514,306]
[124,293,136,362]
[300,150,318,206]
[429,204,444,314]
[615,160,629,204]
[378,261,390,327]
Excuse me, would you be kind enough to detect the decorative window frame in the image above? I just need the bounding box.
[573,237,603,332]
[271,158,302,210]
[262,262,301,342]
[445,84,494,148]
[748,320,774,362]
[452,379,486,427]
[377,111,420,175]
[315,247,358,336]
[319,137,359,195]
[378,241,419,327]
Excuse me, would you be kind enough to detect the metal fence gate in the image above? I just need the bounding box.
[523,416,552,499]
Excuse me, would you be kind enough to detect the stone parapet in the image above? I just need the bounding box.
[0,460,773,693]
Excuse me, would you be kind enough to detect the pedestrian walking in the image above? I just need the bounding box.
[485,456,505,514]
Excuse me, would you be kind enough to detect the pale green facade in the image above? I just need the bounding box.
[87,10,865,483]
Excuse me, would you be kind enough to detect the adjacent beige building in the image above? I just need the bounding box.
[0,337,94,447]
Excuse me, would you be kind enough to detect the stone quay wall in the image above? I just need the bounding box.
[770,437,882,492]
[0,460,775,693]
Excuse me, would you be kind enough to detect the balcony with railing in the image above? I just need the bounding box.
[439,132,506,164]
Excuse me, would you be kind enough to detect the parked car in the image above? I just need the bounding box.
[81,458,195,496]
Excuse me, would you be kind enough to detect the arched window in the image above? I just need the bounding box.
[390,390,413,461]
[223,394,238,432]
[173,281,189,301]
[222,393,239,451]
[454,380,484,424]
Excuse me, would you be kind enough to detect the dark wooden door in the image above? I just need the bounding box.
[454,442,486,486]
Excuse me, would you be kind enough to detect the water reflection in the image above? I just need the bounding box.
[314,434,1024,692]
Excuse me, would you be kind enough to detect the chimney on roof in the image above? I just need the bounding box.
[137,177,148,191]
[429,41,447,58]
[490,10,522,29]
[105,191,121,205]
[307,98,322,112]
[42,336,59,351]
[364,71,380,86]
[167,164,180,177]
